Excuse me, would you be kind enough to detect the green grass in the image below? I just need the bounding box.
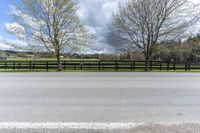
[0,69,199,73]
[152,70,200,72]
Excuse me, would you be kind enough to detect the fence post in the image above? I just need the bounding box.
[33,62,35,70]
[89,64,91,70]
[13,61,15,70]
[64,61,66,70]
[29,61,32,70]
[173,62,176,71]
[160,61,162,71]
[188,62,191,71]
[150,61,152,71]
[80,61,83,70]
[98,61,101,70]
[185,62,187,71]
[18,62,21,70]
[131,62,133,71]
[46,61,49,71]
[167,61,170,71]
[4,62,7,69]
[115,61,118,71]
[133,61,136,71]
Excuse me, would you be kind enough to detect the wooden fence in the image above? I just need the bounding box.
[0,60,198,71]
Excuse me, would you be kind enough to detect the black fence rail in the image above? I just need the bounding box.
[0,60,198,71]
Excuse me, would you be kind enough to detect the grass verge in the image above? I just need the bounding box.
[0,69,199,73]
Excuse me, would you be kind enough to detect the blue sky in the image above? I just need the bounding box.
[0,0,13,39]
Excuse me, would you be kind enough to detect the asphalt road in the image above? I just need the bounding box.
[0,72,200,123]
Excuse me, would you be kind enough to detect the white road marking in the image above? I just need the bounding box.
[0,122,190,129]
[0,122,145,129]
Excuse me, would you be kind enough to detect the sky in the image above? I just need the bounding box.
[77,0,126,53]
[0,0,14,49]
[0,0,199,53]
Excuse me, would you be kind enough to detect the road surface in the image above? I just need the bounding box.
[0,72,200,132]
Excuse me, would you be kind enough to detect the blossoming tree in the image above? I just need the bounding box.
[6,0,91,71]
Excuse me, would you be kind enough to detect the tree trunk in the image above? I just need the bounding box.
[145,56,150,72]
[56,52,63,71]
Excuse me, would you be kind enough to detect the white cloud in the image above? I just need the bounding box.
[77,0,126,54]
[0,34,28,51]
[5,22,25,39]
[190,0,200,4]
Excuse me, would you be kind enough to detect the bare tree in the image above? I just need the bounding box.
[6,0,90,71]
[107,0,199,71]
